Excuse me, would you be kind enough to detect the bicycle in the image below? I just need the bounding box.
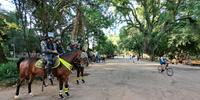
[157,63,174,76]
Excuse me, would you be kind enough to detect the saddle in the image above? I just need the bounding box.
[35,57,72,70]
[35,58,60,69]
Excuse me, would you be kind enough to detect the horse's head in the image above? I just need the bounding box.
[73,50,82,61]
[61,50,87,67]
[60,50,81,63]
[72,50,89,67]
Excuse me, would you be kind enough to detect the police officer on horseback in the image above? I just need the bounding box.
[55,37,65,55]
[40,32,57,81]
[70,40,79,51]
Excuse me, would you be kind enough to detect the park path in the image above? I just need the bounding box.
[0,58,200,100]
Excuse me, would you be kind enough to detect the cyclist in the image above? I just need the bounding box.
[159,54,168,72]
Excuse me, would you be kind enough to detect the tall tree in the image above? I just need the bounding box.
[0,11,18,63]
[113,0,200,60]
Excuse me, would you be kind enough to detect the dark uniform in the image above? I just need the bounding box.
[41,37,57,80]
[55,40,65,55]
[70,41,79,51]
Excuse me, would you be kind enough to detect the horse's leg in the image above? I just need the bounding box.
[40,68,47,91]
[76,67,80,84]
[64,79,70,96]
[41,77,48,92]
[43,78,47,87]
[28,76,34,96]
[41,77,46,92]
[81,67,85,83]
[59,79,64,98]
[40,76,47,86]
[50,78,54,86]
[14,78,25,99]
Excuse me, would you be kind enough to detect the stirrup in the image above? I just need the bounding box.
[47,73,54,79]
[48,75,52,80]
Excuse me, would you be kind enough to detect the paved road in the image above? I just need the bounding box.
[1,58,200,100]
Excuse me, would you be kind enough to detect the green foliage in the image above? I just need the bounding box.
[168,33,200,55]
[11,0,115,54]
[96,39,117,55]
[0,12,18,42]
[0,61,18,86]
[115,0,200,60]
[119,27,143,55]
[95,34,117,55]
[0,0,199,62]
[83,2,115,45]
[0,11,19,62]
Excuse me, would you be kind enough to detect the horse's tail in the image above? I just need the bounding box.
[17,57,25,72]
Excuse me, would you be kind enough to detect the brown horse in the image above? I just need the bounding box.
[14,50,82,99]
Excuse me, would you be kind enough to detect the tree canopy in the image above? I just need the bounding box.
[115,0,200,60]
[0,0,200,62]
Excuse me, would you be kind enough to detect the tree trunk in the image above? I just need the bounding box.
[143,34,149,53]
[0,44,7,63]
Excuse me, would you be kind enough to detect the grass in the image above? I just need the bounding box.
[0,61,18,86]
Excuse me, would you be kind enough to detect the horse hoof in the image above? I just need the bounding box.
[82,80,85,83]
[43,83,47,87]
[29,92,34,96]
[14,95,19,100]
[59,94,64,98]
[66,92,70,96]
[76,80,79,84]
[50,79,54,86]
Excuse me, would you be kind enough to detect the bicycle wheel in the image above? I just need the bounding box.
[157,65,162,73]
[166,67,174,76]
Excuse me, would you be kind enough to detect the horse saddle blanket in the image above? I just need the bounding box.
[35,58,72,70]
[35,58,60,69]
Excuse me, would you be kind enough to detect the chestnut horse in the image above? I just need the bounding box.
[14,50,82,99]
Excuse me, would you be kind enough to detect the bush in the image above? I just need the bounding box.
[0,61,18,86]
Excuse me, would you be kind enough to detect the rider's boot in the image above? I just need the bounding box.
[161,69,164,73]
[46,66,54,85]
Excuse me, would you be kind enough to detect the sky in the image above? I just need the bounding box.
[0,0,15,12]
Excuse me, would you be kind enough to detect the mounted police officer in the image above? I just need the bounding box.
[80,47,89,67]
[40,32,57,82]
[70,40,79,51]
[55,37,65,55]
